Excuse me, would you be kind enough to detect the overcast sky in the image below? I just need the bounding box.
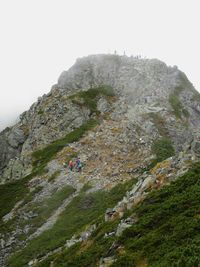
[0,0,200,130]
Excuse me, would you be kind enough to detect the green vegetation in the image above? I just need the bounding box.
[7,161,200,267]
[0,177,29,220]
[37,219,119,267]
[178,71,194,91]
[0,168,43,221]
[0,172,43,233]
[20,185,75,233]
[48,171,60,183]
[8,178,137,267]
[151,138,175,164]
[22,185,43,205]
[32,118,98,174]
[169,83,189,119]
[169,93,188,119]
[113,162,200,266]
[69,85,115,114]
[80,182,93,193]
[35,163,200,267]
[37,109,44,115]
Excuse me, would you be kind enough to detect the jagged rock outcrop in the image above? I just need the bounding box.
[0,89,91,182]
[0,126,27,179]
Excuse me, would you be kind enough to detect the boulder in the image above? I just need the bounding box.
[116,222,132,236]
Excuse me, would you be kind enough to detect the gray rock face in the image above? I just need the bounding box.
[0,89,91,182]
[57,54,200,152]
[7,127,25,148]
[58,54,179,103]
[0,127,24,177]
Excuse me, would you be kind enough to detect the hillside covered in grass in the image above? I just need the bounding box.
[32,162,200,267]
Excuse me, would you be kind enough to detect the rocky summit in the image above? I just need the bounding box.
[1,54,200,267]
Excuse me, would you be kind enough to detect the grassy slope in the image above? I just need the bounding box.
[151,138,175,164]
[8,178,136,267]
[113,162,200,266]
[19,185,75,235]
[146,138,175,171]
[35,163,200,267]
[147,113,175,168]
[37,219,120,267]
[169,71,191,119]
[0,174,34,221]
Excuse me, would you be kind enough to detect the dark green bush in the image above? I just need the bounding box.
[114,162,200,266]
[69,86,114,114]
[169,94,184,119]
[151,138,175,164]
[169,82,189,119]
[0,178,29,220]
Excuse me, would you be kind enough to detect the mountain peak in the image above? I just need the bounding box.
[57,54,184,104]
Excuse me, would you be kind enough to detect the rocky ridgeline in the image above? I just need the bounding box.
[105,151,195,224]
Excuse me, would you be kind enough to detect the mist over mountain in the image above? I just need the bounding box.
[1,54,200,267]
[0,53,199,133]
